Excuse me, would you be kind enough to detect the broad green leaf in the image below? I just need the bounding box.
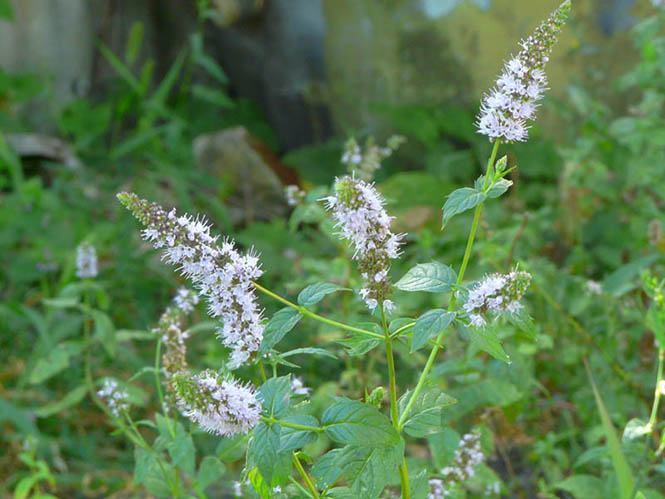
[604,255,659,297]
[29,342,82,384]
[507,310,537,340]
[398,387,457,437]
[441,187,486,228]
[312,443,404,499]
[469,325,511,363]
[259,308,302,355]
[134,447,173,497]
[427,428,460,469]
[389,318,414,335]
[555,475,606,499]
[278,347,337,360]
[91,309,116,357]
[247,467,272,499]
[411,309,455,352]
[585,362,635,499]
[396,262,457,293]
[34,386,87,418]
[486,178,513,198]
[322,398,400,447]
[297,282,349,307]
[279,415,320,452]
[197,456,225,490]
[336,335,381,356]
[166,425,196,475]
[259,375,291,418]
[247,423,291,486]
[409,469,429,499]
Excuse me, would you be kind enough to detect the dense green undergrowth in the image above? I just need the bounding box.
[2,2,665,498]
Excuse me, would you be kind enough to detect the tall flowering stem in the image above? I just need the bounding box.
[476,1,571,142]
[117,192,264,369]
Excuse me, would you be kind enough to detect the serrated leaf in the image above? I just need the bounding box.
[167,425,196,475]
[279,415,320,452]
[411,309,455,352]
[322,399,400,447]
[34,385,87,418]
[486,178,513,198]
[297,282,349,307]
[259,308,302,355]
[398,387,457,437]
[442,187,486,228]
[469,325,511,363]
[336,335,381,356]
[247,423,291,486]
[259,376,291,418]
[311,448,345,490]
[396,262,457,293]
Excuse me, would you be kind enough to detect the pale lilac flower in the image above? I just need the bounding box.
[117,193,264,369]
[476,1,571,142]
[285,185,306,207]
[232,481,243,497]
[464,270,531,327]
[76,244,98,278]
[342,135,405,181]
[97,378,129,417]
[291,376,311,396]
[585,280,603,296]
[324,176,404,311]
[173,369,261,437]
[428,478,447,498]
[431,431,486,495]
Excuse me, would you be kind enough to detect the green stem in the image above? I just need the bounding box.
[649,348,665,429]
[390,322,415,339]
[380,307,409,499]
[253,281,383,340]
[262,417,325,433]
[293,452,320,498]
[398,139,501,430]
[258,361,267,383]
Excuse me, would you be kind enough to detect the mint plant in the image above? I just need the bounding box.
[101,2,572,497]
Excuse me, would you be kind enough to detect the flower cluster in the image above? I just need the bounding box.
[76,244,98,279]
[117,193,264,369]
[154,288,199,378]
[429,431,486,497]
[463,270,531,327]
[476,1,571,142]
[172,370,261,437]
[341,135,405,181]
[97,378,129,417]
[324,176,404,312]
[285,185,306,207]
[291,376,311,396]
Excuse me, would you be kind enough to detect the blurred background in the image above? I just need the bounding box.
[3,0,665,497]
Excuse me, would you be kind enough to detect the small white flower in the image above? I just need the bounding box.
[285,185,306,207]
[291,376,311,396]
[464,270,531,327]
[585,280,603,296]
[76,244,98,278]
[97,378,129,417]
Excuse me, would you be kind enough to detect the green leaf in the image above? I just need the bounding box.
[398,387,457,437]
[259,308,302,355]
[125,22,144,65]
[603,255,659,297]
[29,342,82,384]
[411,309,455,352]
[247,467,272,499]
[134,447,173,497]
[486,178,513,198]
[396,262,457,293]
[297,282,349,307]
[279,415,320,452]
[469,325,511,363]
[585,362,635,499]
[197,456,225,490]
[441,187,486,228]
[166,425,196,475]
[259,376,291,418]
[555,475,606,499]
[34,386,87,418]
[336,336,381,356]
[91,309,116,357]
[278,347,337,360]
[247,423,291,486]
[0,0,14,19]
[409,469,429,499]
[312,443,404,499]
[192,84,234,108]
[322,398,400,447]
[0,399,38,435]
[623,418,651,442]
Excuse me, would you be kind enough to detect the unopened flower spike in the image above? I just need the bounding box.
[117,192,265,369]
[342,135,406,181]
[463,269,532,327]
[171,370,261,437]
[323,175,404,313]
[476,1,571,142]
